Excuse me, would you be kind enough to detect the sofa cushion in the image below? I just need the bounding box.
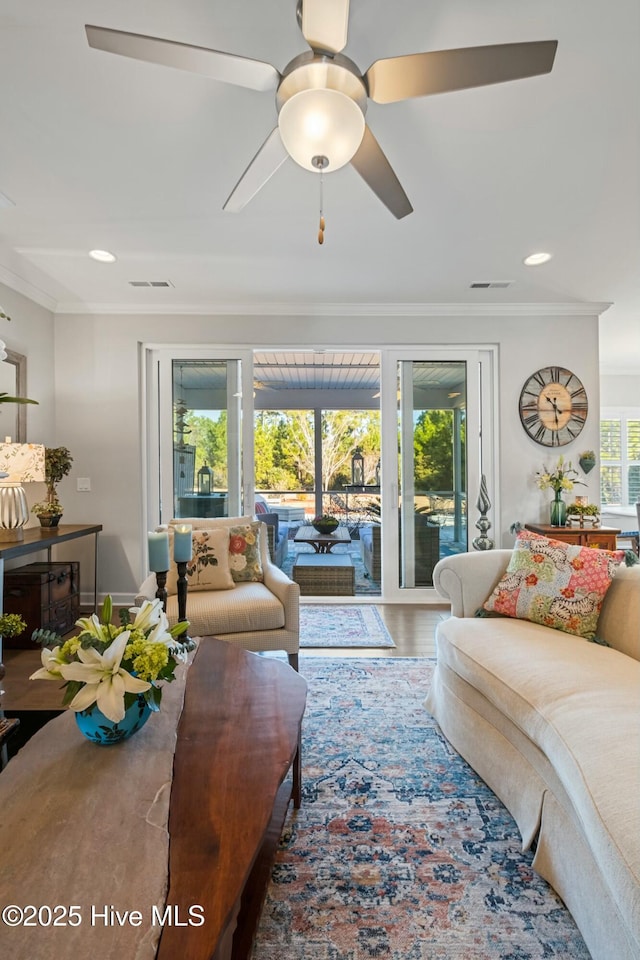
[483,529,624,639]
[166,528,234,595]
[166,581,285,636]
[229,521,263,582]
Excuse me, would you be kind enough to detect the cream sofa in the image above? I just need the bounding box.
[137,516,300,669]
[426,550,640,960]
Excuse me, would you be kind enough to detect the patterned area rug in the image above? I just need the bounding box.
[300,604,395,648]
[252,659,589,960]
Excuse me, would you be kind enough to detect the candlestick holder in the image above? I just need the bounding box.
[154,570,168,612]
[176,560,190,639]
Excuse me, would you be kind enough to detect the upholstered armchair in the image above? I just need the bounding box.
[136,515,300,669]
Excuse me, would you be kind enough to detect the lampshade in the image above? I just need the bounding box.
[278,87,365,172]
[0,443,45,542]
[0,443,45,482]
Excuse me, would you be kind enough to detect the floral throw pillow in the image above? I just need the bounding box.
[166,528,234,595]
[228,521,263,582]
[483,530,625,640]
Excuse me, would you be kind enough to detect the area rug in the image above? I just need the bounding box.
[300,604,395,648]
[252,658,589,960]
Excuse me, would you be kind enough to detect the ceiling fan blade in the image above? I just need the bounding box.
[350,125,413,219]
[85,24,280,93]
[223,127,289,212]
[299,0,350,54]
[366,40,558,104]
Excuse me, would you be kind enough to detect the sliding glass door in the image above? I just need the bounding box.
[380,349,493,599]
[144,344,495,601]
[146,348,254,526]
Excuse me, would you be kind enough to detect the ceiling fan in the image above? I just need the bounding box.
[85,0,557,219]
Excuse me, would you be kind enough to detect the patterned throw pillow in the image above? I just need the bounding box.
[166,528,234,595]
[228,521,263,582]
[483,530,625,640]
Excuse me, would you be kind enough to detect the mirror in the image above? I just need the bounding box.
[0,349,28,442]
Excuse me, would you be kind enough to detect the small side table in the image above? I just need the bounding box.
[525,523,621,551]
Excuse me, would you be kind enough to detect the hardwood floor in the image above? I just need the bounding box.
[300,603,450,660]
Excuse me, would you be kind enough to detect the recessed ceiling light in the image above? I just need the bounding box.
[89,249,117,263]
[523,252,552,266]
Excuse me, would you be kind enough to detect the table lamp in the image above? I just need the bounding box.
[0,442,45,542]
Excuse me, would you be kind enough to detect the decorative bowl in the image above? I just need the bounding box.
[312,516,339,535]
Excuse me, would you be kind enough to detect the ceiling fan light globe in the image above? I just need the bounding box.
[278,88,365,171]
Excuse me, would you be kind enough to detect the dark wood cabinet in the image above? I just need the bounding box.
[3,562,80,647]
[525,523,621,551]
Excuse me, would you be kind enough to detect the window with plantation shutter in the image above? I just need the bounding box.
[601,412,640,507]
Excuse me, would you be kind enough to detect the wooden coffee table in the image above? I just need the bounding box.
[157,640,307,960]
[294,524,351,553]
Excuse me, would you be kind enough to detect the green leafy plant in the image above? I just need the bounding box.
[31,497,64,518]
[567,502,599,516]
[0,612,27,639]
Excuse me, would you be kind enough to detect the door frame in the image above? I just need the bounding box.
[142,344,255,533]
[380,346,498,601]
[141,342,498,602]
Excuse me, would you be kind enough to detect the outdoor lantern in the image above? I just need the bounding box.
[351,449,364,486]
[197,461,213,495]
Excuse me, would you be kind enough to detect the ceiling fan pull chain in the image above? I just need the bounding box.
[318,170,325,244]
[313,155,328,244]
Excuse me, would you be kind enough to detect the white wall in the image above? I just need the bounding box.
[51,308,602,601]
[600,374,640,407]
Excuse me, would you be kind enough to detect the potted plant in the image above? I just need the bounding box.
[31,446,73,527]
[311,514,339,534]
[578,450,597,474]
[566,500,600,528]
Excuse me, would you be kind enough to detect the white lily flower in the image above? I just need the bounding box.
[29,645,66,681]
[74,613,112,643]
[60,631,150,723]
[128,598,164,633]
[145,615,174,648]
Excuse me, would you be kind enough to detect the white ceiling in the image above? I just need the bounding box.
[0,0,638,373]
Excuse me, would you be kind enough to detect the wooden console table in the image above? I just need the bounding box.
[525,523,621,551]
[0,523,102,610]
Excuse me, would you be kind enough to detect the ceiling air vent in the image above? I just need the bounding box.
[470,281,512,289]
[128,280,174,288]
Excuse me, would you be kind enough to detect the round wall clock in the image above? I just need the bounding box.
[519,366,588,447]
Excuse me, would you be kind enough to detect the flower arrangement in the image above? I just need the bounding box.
[534,456,585,495]
[30,596,194,723]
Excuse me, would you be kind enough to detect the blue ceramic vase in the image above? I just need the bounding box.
[75,695,151,745]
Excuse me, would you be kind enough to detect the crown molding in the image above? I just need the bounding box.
[53,300,613,317]
[0,263,58,312]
